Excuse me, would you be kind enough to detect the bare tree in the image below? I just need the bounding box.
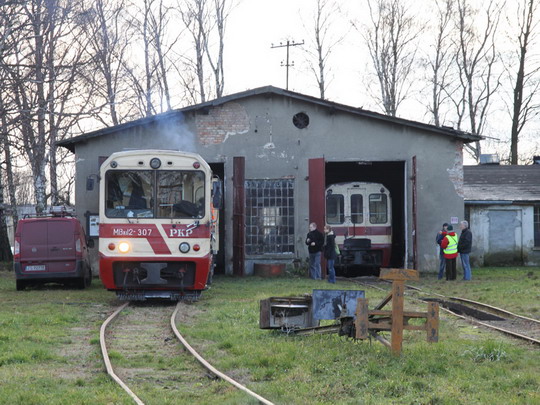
[359,0,422,116]
[126,0,182,116]
[451,0,503,160]
[304,0,345,100]
[0,1,21,253]
[507,0,540,164]
[204,0,231,98]
[178,0,231,102]
[179,0,209,102]
[3,0,90,211]
[426,0,456,126]
[79,0,135,126]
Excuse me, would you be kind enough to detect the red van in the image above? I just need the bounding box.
[13,215,92,290]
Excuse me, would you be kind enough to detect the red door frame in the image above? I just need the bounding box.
[232,157,245,276]
[308,158,326,277]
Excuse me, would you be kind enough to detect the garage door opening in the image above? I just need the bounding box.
[325,161,406,275]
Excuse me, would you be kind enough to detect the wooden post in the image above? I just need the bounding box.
[353,269,439,355]
[426,302,439,343]
[355,298,369,339]
[391,280,405,355]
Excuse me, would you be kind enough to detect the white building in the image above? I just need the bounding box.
[464,163,540,266]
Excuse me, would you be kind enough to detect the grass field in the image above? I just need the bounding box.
[0,265,538,404]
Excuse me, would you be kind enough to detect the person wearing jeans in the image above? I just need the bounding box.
[306,222,324,280]
[458,220,473,281]
[323,225,337,284]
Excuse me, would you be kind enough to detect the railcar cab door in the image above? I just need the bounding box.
[326,184,369,234]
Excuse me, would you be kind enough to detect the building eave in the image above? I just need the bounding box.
[57,85,481,153]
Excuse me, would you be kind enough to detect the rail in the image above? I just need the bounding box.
[100,302,275,405]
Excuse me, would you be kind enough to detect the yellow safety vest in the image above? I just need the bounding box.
[443,234,458,255]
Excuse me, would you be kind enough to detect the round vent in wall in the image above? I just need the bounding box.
[293,112,310,129]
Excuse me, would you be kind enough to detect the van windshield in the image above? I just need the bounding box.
[105,170,205,219]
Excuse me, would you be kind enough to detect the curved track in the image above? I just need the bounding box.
[100,302,275,405]
[349,278,540,346]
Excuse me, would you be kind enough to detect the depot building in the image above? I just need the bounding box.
[58,86,480,276]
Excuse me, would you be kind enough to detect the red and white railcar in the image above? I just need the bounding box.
[99,150,221,300]
[325,182,392,270]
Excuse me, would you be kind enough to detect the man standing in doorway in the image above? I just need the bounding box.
[458,220,473,281]
[306,222,324,280]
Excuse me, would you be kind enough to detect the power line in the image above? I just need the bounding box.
[270,40,304,90]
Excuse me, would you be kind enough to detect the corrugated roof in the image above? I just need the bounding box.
[464,165,540,202]
[57,86,481,152]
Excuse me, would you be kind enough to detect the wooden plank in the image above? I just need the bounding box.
[426,302,439,343]
[373,292,393,311]
[370,332,391,349]
[391,280,405,355]
[355,298,369,339]
[369,310,427,318]
[379,268,419,281]
[368,322,392,330]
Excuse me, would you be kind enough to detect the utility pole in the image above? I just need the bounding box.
[271,39,304,90]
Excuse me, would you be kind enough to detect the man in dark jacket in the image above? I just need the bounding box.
[306,222,324,280]
[458,220,473,280]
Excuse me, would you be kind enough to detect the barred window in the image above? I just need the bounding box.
[245,179,295,255]
[535,205,540,247]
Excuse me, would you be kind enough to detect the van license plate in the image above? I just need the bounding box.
[26,265,46,271]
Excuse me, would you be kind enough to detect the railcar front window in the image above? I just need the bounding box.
[369,194,388,224]
[326,194,344,224]
[157,171,205,218]
[105,171,153,218]
[105,170,205,219]
[351,194,364,224]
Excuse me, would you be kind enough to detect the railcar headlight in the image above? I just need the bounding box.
[150,158,161,169]
[179,242,190,253]
[118,241,131,253]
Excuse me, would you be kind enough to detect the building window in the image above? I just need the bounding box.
[535,205,540,247]
[326,193,344,224]
[245,179,295,255]
[369,193,388,224]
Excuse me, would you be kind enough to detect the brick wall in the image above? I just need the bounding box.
[196,102,250,145]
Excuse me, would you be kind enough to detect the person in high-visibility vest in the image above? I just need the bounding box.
[441,224,458,280]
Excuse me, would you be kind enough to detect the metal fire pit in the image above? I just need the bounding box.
[259,296,317,329]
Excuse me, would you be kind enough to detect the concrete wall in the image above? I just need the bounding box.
[468,204,540,266]
[72,93,466,275]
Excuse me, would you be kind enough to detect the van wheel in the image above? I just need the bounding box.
[16,280,27,291]
[77,268,92,289]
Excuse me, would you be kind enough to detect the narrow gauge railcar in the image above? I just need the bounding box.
[99,150,221,300]
[325,182,392,272]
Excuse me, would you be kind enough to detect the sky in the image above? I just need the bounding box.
[220,0,539,164]
[224,0,364,107]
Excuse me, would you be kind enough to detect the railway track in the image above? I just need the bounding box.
[100,302,274,405]
[348,277,540,346]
